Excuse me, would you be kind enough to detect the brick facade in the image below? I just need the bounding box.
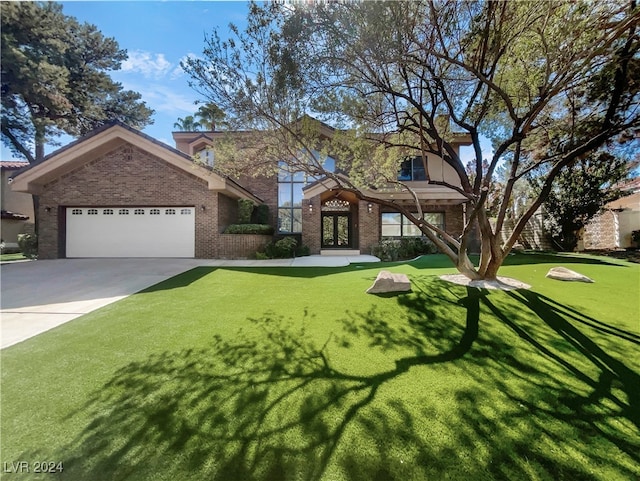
[302,194,321,253]
[218,234,272,259]
[37,144,220,259]
[302,199,462,255]
[19,124,473,260]
[358,200,380,255]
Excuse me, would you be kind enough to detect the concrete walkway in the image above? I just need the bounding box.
[0,255,379,349]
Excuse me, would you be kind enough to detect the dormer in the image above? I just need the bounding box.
[172,131,216,167]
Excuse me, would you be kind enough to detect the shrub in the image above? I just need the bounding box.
[264,237,298,259]
[237,199,254,224]
[224,224,274,235]
[632,230,640,245]
[17,233,38,259]
[254,204,270,225]
[371,237,437,261]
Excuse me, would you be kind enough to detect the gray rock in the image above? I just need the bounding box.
[546,267,594,283]
[366,270,412,294]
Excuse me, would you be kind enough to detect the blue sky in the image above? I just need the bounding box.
[1,1,481,164]
[2,1,252,161]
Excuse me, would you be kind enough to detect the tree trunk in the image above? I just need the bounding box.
[482,255,503,281]
[32,128,46,235]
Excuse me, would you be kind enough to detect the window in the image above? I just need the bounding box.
[150,208,161,215]
[103,209,114,215]
[398,157,427,181]
[381,212,444,237]
[134,209,145,215]
[195,148,215,168]
[165,208,176,215]
[119,209,129,215]
[88,209,98,215]
[277,153,336,233]
[71,209,82,215]
[180,208,192,215]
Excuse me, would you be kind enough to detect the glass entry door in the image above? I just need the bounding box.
[322,213,352,248]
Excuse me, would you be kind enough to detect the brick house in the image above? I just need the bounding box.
[10,120,472,259]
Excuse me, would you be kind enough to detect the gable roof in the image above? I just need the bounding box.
[10,121,262,203]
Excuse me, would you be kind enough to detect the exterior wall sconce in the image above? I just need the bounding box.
[44,207,51,213]
[201,205,206,211]
[308,200,313,213]
[367,203,373,214]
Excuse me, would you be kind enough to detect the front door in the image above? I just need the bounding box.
[322,213,352,248]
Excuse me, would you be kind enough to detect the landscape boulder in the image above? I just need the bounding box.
[366,270,412,294]
[546,267,594,283]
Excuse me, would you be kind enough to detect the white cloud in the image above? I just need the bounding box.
[122,50,173,79]
[141,84,196,115]
[170,53,200,80]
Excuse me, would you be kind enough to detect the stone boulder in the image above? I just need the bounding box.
[366,270,412,294]
[546,267,594,283]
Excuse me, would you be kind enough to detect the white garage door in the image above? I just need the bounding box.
[66,207,195,258]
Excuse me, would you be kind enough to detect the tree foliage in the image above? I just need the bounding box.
[539,152,630,251]
[173,115,202,132]
[184,0,639,280]
[1,2,154,163]
[195,102,227,131]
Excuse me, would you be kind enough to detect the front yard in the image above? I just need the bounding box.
[1,253,639,480]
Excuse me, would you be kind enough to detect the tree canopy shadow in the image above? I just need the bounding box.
[22,277,640,481]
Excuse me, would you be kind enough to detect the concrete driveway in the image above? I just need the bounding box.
[0,255,380,349]
[0,258,208,349]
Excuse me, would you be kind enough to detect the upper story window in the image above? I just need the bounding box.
[398,156,427,181]
[195,148,215,168]
[277,153,336,233]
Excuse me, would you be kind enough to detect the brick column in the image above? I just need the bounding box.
[358,200,379,255]
[302,194,321,254]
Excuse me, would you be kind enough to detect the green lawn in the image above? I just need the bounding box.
[1,253,639,481]
[0,253,26,263]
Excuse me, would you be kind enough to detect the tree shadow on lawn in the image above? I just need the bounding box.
[30,278,639,481]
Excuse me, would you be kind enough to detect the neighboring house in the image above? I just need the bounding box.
[581,179,640,250]
[495,209,552,252]
[1,161,34,252]
[10,120,472,259]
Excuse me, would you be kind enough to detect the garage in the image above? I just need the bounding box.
[65,206,195,258]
